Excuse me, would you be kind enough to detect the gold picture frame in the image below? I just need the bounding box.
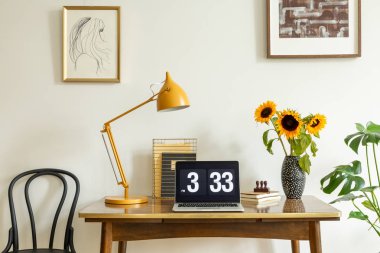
[62,6,120,82]
[267,0,361,58]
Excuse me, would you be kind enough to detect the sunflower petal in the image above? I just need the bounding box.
[277,109,302,139]
[254,101,276,123]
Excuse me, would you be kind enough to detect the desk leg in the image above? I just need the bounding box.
[291,240,300,253]
[309,221,322,253]
[100,222,113,253]
[118,241,127,253]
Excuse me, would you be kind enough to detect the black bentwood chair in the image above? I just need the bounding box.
[1,168,80,253]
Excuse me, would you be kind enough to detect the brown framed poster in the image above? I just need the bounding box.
[267,0,361,58]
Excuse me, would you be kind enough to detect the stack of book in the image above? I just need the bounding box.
[240,191,281,207]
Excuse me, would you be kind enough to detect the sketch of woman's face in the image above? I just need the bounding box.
[69,17,110,73]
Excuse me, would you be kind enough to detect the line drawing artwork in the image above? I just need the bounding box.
[279,0,349,38]
[69,17,110,74]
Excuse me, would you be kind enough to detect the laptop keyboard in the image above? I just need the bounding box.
[178,203,238,208]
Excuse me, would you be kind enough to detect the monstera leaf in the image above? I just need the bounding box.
[329,193,364,204]
[344,122,380,153]
[320,160,365,196]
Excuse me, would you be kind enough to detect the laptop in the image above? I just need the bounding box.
[172,161,244,212]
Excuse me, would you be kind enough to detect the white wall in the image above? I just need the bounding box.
[1,0,379,252]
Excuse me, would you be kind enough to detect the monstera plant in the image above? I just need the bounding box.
[321,122,380,237]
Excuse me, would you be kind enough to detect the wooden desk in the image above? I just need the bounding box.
[79,196,340,253]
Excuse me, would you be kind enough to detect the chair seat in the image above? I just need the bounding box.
[9,249,72,253]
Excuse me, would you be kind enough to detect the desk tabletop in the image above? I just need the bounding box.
[79,196,340,220]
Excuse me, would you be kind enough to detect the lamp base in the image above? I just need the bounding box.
[104,195,148,205]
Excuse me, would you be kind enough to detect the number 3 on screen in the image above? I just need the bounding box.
[187,172,199,193]
[210,172,234,193]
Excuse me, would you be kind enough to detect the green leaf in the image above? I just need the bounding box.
[330,193,364,204]
[356,123,365,132]
[292,139,302,156]
[348,135,363,154]
[366,133,380,144]
[299,154,311,174]
[321,172,346,194]
[300,134,312,151]
[320,161,365,195]
[338,178,365,196]
[362,200,376,211]
[303,114,314,123]
[367,121,380,133]
[344,132,362,145]
[339,178,364,196]
[348,211,368,221]
[360,186,380,193]
[361,134,369,145]
[344,122,380,147]
[263,129,271,146]
[266,139,276,155]
[310,141,318,157]
[292,133,312,156]
[351,160,362,174]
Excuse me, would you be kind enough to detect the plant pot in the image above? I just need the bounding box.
[281,156,306,199]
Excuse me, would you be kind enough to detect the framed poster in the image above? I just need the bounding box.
[63,6,120,82]
[267,0,361,58]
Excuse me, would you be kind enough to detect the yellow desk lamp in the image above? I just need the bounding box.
[101,72,190,205]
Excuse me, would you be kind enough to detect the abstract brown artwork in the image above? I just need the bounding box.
[279,0,349,38]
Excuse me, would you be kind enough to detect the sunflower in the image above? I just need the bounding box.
[254,101,277,124]
[306,114,326,135]
[276,110,302,139]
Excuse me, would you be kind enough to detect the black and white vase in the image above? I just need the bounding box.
[281,156,306,199]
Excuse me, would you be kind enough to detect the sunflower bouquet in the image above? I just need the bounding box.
[254,101,326,174]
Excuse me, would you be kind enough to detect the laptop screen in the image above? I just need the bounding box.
[175,161,240,203]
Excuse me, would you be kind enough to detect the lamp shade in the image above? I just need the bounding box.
[156,72,190,112]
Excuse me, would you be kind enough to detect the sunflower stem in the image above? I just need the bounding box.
[270,121,288,156]
[372,144,380,186]
[279,137,288,156]
[289,139,293,156]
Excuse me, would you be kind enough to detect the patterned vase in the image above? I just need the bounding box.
[283,199,305,213]
[281,156,306,199]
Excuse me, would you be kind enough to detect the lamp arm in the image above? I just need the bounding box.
[101,87,169,198]
[105,93,157,125]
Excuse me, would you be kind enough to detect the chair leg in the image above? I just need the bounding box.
[291,240,300,253]
[118,241,127,253]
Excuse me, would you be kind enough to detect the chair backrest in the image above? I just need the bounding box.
[4,168,80,252]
